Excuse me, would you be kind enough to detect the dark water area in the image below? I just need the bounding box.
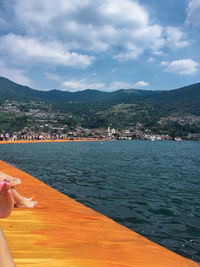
[0,140,199,262]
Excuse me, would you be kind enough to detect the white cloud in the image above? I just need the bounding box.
[2,0,166,61]
[161,59,199,75]
[61,79,150,92]
[160,61,169,66]
[109,81,149,90]
[147,57,155,62]
[0,60,31,86]
[101,0,149,26]
[62,79,105,91]
[113,47,144,61]
[186,0,200,26]
[0,33,94,68]
[166,27,190,48]
[109,81,131,90]
[0,0,192,74]
[133,81,149,88]
[13,0,90,28]
[153,51,164,56]
[45,72,61,81]
[151,38,165,54]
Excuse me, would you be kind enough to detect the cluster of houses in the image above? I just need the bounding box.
[0,126,173,142]
[158,115,200,125]
[1,101,199,141]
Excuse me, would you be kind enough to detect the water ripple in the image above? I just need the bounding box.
[0,140,199,262]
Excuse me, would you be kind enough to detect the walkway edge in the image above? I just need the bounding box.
[0,160,199,267]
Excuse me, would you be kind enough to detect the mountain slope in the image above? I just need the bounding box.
[0,77,200,135]
[0,77,156,104]
[148,83,200,115]
[0,76,200,117]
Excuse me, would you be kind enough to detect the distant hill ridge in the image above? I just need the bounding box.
[0,76,158,103]
[0,76,200,116]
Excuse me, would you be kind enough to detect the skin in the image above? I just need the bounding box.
[11,188,37,208]
[0,181,14,218]
[0,177,35,266]
[0,174,37,209]
[0,227,16,267]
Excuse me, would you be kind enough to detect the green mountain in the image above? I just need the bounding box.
[149,83,200,116]
[0,76,157,103]
[0,76,200,135]
[1,76,200,108]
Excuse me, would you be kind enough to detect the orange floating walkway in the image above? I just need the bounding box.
[0,139,108,145]
[0,160,199,267]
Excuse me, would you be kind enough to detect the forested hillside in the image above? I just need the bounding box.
[0,76,200,138]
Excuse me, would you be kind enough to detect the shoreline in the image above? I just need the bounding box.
[0,139,199,145]
[0,139,111,144]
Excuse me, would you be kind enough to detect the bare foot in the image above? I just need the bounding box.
[15,197,38,208]
[0,181,14,218]
[0,175,21,187]
[9,177,21,187]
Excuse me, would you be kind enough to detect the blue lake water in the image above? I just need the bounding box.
[0,140,199,262]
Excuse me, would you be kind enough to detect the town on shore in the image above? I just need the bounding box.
[0,125,194,142]
[1,100,200,142]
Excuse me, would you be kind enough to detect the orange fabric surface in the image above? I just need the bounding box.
[0,139,106,145]
[0,160,199,267]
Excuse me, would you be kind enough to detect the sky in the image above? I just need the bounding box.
[0,0,199,91]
